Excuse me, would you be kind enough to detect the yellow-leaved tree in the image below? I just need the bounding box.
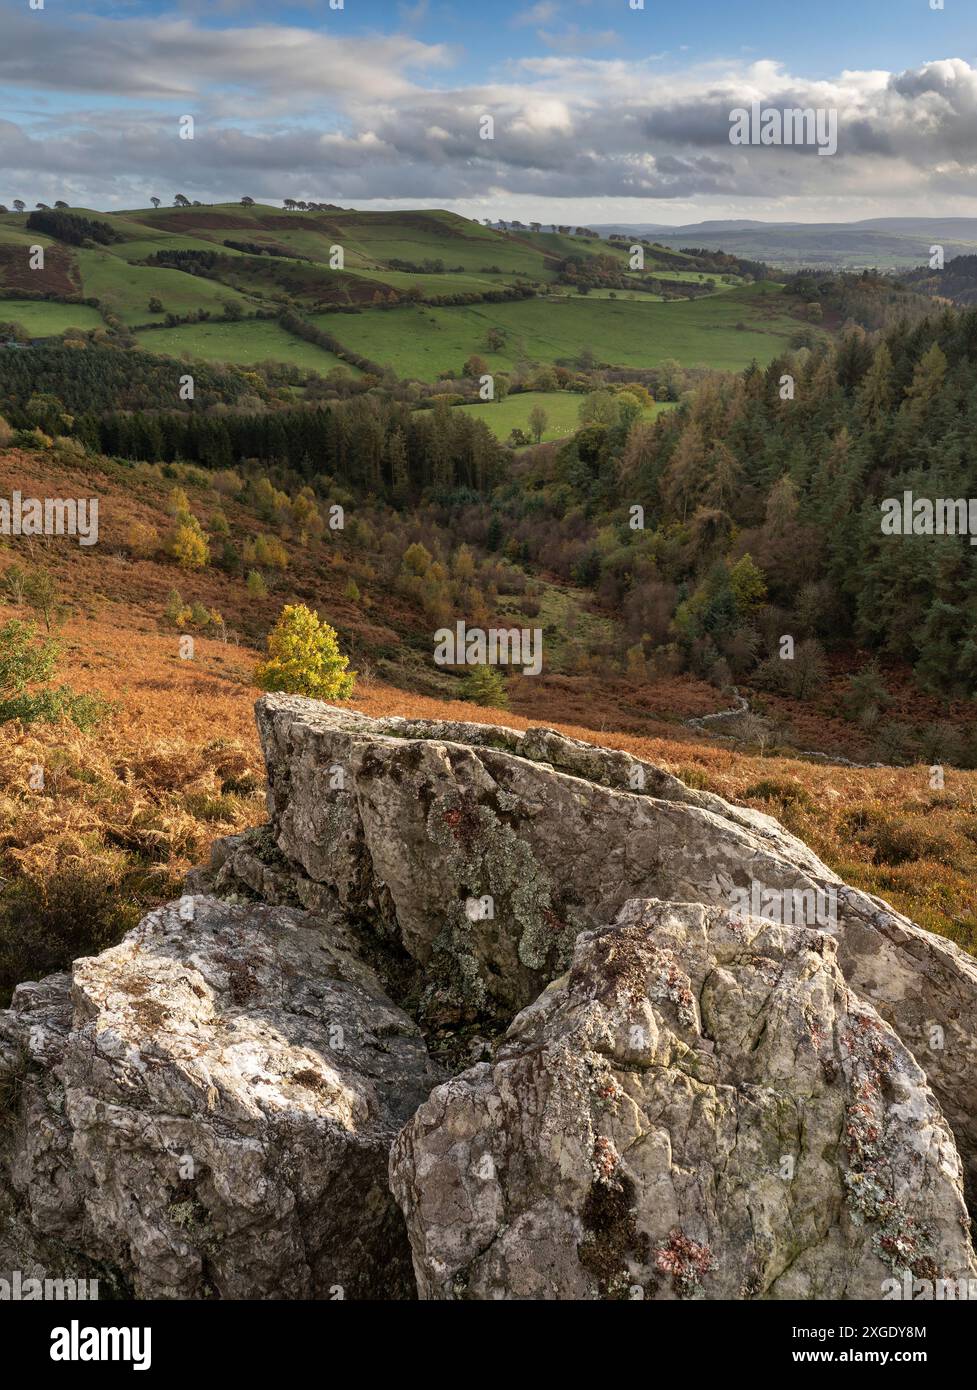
[254,604,356,701]
[169,513,210,569]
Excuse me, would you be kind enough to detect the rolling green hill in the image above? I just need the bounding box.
[0,201,802,382]
[74,247,254,325]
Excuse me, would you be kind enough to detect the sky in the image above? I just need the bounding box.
[1,0,976,223]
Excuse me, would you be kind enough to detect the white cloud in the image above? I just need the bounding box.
[0,10,454,106]
[2,6,976,218]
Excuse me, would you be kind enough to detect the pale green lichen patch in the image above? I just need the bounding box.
[841,1010,935,1278]
[422,786,579,1021]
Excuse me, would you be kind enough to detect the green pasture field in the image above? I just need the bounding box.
[317,283,799,379]
[443,390,676,442]
[0,298,103,334]
[133,318,354,372]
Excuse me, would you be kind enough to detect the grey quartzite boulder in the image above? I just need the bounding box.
[0,896,441,1299]
[390,900,977,1300]
[2,695,976,1301]
[243,696,977,1207]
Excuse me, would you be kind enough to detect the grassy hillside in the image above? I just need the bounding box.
[0,203,798,382]
[0,297,103,335]
[75,248,254,325]
[134,318,353,372]
[315,282,798,379]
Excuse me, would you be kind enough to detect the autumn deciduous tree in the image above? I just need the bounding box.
[167,486,191,515]
[126,521,159,558]
[528,404,548,443]
[578,390,618,428]
[254,604,356,700]
[463,354,488,379]
[23,569,60,631]
[728,553,767,618]
[169,514,210,569]
[165,589,192,627]
[900,342,947,424]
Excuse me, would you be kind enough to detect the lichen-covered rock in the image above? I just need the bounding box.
[829,885,977,1216]
[249,696,977,1208]
[0,896,441,1299]
[252,695,840,1027]
[390,900,977,1300]
[7,696,976,1303]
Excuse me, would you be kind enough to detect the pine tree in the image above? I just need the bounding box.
[460,664,509,708]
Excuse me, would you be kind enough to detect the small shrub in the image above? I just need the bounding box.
[742,777,815,811]
[0,619,110,729]
[164,589,192,627]
[126,521,159,558]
